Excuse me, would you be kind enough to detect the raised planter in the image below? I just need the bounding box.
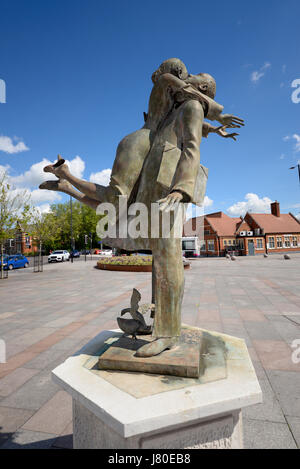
[96,256,191,272]
[97,263,152,272]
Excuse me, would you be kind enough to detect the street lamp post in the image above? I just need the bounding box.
[70,196,74,263]
[289,164,300,219]
[289,163,300,184]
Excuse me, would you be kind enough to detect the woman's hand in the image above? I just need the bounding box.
[218,114,244,127]
[216,125,240,141]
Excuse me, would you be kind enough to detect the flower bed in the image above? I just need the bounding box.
[97,255,190,272]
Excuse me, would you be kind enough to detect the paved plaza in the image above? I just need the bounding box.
[0,254,300,449]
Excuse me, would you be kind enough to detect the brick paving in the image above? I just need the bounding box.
[0,254,300,449]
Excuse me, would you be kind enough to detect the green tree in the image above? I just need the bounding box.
[0,171,30,278]
[36,199,103,252]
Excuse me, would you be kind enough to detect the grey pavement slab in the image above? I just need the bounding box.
[0,429,57,449]
[286,416,300,448]
[0,254,300,448]
[244,320,283,341]
[243,418,297,449]
[266,370,300,418]
[243,376,286,423]
[0,369,60,411]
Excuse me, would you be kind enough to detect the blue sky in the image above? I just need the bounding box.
[0,0,300,218]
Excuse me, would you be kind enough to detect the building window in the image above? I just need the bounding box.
[200,241,206,251]
[292,236,297,247]
[232,240,236,245]
[204,230,210,235]
[207,241,214,251]
[284,236,291,248]
[224,240,227,246]
[228,240,232,245]
[269,237,275,249]
[256,239,263,249]
[238,240,244,249]
[276,237,282,248]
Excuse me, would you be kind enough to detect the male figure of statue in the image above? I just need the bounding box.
[40,59,243,357]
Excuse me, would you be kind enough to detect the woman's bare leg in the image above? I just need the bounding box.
[43,157,107,202]
[39,179,99,210]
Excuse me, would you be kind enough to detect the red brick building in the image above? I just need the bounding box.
[4,223,37,255]
[183,201,300,256]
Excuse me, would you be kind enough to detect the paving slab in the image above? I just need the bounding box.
[266,370,300,418]
[0,429,57,449]
[286,416,300,448]
[243,418,297,449]
[1,254,300,448]
[22,390,72,434]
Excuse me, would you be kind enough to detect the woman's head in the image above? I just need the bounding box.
[151,58,188,84]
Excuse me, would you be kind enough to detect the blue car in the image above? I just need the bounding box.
[70,250,80,258]
[0,254,30,270]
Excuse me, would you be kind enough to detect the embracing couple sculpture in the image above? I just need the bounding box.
[40,58,244,358]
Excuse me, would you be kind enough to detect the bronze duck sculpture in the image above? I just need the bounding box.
[117,288,151,339]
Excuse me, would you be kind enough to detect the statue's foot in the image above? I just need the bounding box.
[39,179,73,193]
[43,156,69,179]
[135,337,178,358]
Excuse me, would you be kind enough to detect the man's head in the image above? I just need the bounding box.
[151,58,188,84]
[185,73,216,99]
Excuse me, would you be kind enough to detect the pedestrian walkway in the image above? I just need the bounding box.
[0,255,299,449]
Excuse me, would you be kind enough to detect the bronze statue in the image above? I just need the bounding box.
[40,58,244,357]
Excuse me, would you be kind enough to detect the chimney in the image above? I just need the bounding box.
[271,201,280,217]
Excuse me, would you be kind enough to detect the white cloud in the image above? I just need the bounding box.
[283,134,300,152]
[250,62,271,83]
[67,155,85,179]
[0,136,29,154]
[29,189,61,205]
[203,196,213,208]
[292,134,300,152]
[227,193,272,216]
[35,203,52,214]
[89,168,111,186]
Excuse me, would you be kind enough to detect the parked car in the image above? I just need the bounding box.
[0,254,29,270]
[98,249,112,257]
[48,250,70,263]
[81,249,90,255]
[70,250,80,258]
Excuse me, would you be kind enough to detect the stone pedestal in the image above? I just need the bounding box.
[52,327,262,449]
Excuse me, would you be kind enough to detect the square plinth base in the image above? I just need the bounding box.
[98,328,203,378]
[52,326,262,449]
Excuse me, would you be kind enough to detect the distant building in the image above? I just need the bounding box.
[183,201,300,256]
[4,223,37,255]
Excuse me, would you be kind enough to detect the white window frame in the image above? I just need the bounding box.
[276,237,283,248]
[256,239,263,250]
[268,237,275,249]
